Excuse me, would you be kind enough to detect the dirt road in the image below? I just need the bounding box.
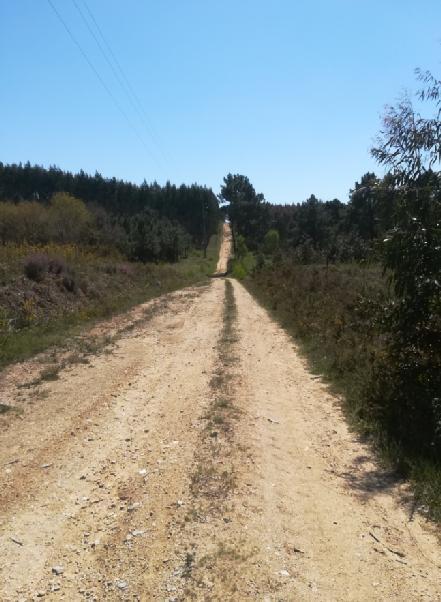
[0,229,440,601]
[213,222,232,276]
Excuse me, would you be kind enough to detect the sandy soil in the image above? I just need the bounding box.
[213,222,232,275]
[0,227,440,601]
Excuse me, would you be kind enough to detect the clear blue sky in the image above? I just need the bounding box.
[1,1,440,204]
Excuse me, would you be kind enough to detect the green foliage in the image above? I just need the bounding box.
[0,166,222,263]
[255,252,265,270]
[367,66,441,462]
[266,194,376,263]
[347,173,380,240]
[0,194,94,246]
[0,162,221,249]
[371,69,441,184]
[0,200,48,244]
[122,209,191,263]
[263,229,279,254]
[235,234,248,259]
[49,193,93,243]
[231,252,256,280]
[232,262,247,280]
[220,173,269,250]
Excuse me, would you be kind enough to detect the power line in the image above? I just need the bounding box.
[78,0,170,164]
[47,0,159,164]
[72,0,160,151]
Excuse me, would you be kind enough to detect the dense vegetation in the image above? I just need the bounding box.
[220,171,410,264]
[0,233,220,368]
[0,165,221,366]
[0,163,220,258]
[225,67,441,519]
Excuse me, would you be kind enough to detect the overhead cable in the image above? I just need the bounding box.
[47,0,159,164]
[78,0,169,164]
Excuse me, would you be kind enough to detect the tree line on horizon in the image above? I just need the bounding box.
[220,170,441,264]
[0,163,220,262]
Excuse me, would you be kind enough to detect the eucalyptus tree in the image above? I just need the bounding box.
[369,68,441,460]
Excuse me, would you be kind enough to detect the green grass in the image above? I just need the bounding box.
[231,252,256,280]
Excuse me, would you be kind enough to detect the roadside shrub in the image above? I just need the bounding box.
[118,262,135,276]
[102,263,118,275]
[263,229,280,254]
[232,262,246,279]
[48,193,93,244]
[255,252,265,271]
[23,254,49,282]
[235,234,248,259]
[62,274,76,293]
[231,252,256,280]
[48,256,67,275]
[0,200,49,245]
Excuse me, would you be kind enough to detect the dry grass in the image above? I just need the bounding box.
[245,260,441,523]
[0,234,219,369]
[245,262,388,416]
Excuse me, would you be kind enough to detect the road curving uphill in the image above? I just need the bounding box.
[212,221,233,277]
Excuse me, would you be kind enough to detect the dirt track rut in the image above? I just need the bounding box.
[0,236,440,600]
